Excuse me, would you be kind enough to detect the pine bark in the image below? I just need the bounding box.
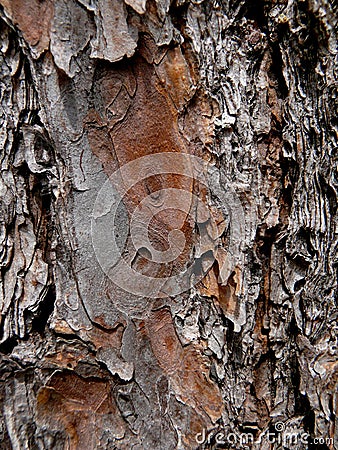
[0,0,337,449]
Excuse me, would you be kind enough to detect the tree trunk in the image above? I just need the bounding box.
[0,0,336,449]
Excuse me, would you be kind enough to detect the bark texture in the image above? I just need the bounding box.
[0,0,337,449]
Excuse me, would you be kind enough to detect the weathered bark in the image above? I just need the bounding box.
[0,0,336,449]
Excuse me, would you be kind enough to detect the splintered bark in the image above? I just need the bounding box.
[0,0,337,449]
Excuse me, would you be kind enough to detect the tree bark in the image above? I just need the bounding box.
[0,0,337,449]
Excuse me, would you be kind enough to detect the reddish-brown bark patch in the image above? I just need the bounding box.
[84,42,197,293]
[37,372,125,449]
[0,0,53,55]
[147,308,223,423]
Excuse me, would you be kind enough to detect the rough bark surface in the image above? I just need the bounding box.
[0,0,337,449]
